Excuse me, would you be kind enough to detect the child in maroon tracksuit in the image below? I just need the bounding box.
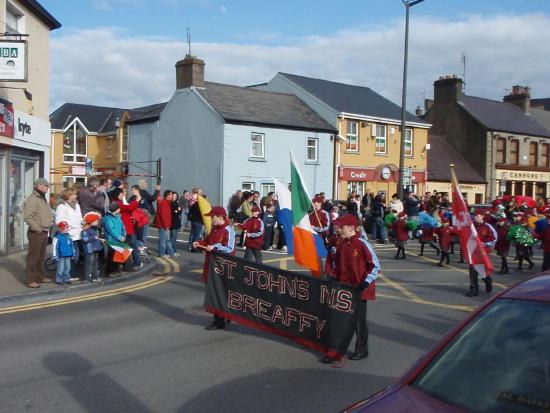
[391,211,409,259]
[238,205,264,263]
[420,224,440,257]
[495,216,510,274]
[437,218,456,266]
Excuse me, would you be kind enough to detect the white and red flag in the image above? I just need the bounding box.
[450,167,494,277]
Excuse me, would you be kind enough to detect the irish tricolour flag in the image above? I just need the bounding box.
[106,240,133,263]
[289,149,326,275]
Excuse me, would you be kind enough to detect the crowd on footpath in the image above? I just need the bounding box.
[22,176,182,288]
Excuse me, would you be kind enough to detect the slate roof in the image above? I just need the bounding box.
[458,95,550,138]
[127,102,168,124]
[50,103,126,134]
[278,72,430,125]
[531,98,550,111]
[428,135,486,184]
[196,82,337,132]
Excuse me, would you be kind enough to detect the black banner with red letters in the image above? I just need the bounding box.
[204,252,361,360]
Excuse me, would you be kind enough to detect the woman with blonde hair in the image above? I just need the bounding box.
[55,188,83,279]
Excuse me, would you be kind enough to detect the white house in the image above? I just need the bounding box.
[127,55,337,206]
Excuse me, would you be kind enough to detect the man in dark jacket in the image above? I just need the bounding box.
[404,191,421,238]
[78,178,105,216]
[371,192,387,243]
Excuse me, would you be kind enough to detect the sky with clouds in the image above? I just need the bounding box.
[44,0,550,113]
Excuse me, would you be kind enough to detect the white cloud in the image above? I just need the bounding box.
[50,13,550,113]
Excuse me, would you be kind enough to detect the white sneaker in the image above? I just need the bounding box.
[171,253,180,257]
[134,263,144,269]
[281,246,287,252]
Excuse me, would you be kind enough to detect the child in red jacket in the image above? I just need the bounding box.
[237,205,264,263]
[437,218,456,266]
[391,211,409,259]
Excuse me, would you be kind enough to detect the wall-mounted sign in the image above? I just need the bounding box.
[0,40,27,81]
[72,166,86,175]
[381,166,391,180]
[0,98,14,138]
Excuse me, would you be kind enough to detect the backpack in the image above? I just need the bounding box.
[132,208,150,228]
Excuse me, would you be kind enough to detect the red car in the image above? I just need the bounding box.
[342,273,550,413]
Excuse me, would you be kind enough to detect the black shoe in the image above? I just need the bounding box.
[529,262,534,270]
[483,277,493,293]
[437,262,443,267]
[466,288,479,297]
[205,322,225,330]
[349,352,368,360]
[322,356,334,364]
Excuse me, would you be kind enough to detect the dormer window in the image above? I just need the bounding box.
[63,122,87,163]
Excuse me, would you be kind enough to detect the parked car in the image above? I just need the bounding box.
[341,272,550,413]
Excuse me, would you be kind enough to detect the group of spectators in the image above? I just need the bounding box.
[22,176,185,288]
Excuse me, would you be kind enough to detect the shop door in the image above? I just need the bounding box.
[8,158,38,252]
[0,155,5,254]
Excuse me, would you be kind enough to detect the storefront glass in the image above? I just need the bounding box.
[8,157,38,252]
[346,181,365,198]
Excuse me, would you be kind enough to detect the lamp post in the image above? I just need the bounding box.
[398,0,425,199]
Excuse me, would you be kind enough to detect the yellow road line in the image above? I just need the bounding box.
[406,251,509,289]
[0,276,173,315]
[164,256,180,273]
[377,292,475,312]
[379,272,423,302]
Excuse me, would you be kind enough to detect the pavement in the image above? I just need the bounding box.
[0,245,157,307]
[0,230,546,412]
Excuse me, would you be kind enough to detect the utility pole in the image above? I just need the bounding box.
[398,0,425,199]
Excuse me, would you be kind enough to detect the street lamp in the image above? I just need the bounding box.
[398,0,425,199]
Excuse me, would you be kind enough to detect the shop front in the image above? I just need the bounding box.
[337,165,426,200]
[495,169,550,199]
[426,181,487,204]
[0,107,51,255]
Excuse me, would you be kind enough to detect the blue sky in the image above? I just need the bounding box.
[45,0,550,44]
[43,1,550,111]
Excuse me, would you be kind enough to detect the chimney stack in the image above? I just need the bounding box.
[503,85,531,113]
[175,55,205,89]
[424,98,434,113]
[415,106,423,117]
[433,75,463,104]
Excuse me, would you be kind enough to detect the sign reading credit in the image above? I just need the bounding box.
[205,252,361,360]
[0,40,26,81]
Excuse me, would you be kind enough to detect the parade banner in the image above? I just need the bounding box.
[204,252,361,360]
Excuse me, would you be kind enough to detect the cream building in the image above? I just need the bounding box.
[0,0,60,255]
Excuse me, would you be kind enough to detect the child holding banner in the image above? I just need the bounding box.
[325,214,380,363]
[193,206,236,330]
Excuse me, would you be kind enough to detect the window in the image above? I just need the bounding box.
[106,139,113,159]
[404,129,413,157]
[412,300,550,413]
[261,184,275,196]
[529,142,538,166]
[346,181,365,197]
[496,137,506,164]
[6,3,23,34]
[510,139,519,164]
[250,133,265,158]
[475,193,483,204]
[375,125,387,154]
[121,128,128,161]
[346,121,358,152]
[306,138,318,162]
[542,143,549,168]
[63,123,87,163]
[62,176,86,189]
[242,182,255,191]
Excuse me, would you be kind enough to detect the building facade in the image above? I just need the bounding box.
[49,103,129,195]
[0,0,60,255]
[424,77,550,201]
[256,73,431,200]
[127,56,336,206]
[425,135,487,204]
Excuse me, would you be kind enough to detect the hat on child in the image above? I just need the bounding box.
[57,221,70,231]
[205,206,227,218]
[83,212,101,225]
[333,214,359,227]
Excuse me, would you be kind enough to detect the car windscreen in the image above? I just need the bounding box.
[412,299,550,413]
